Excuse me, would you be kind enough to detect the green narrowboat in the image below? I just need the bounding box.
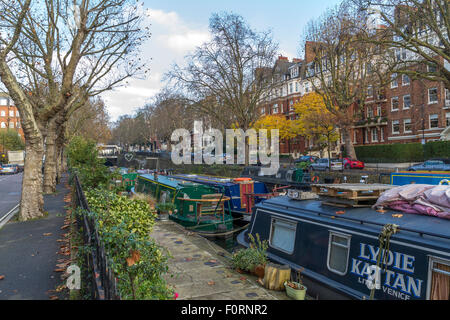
[135,173,234,234]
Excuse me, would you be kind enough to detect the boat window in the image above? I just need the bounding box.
[269,219,297,254]
[428,257,450,300]
[327,232,351,276]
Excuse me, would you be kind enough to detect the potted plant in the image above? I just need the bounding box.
[231,233,268,278]
[284,270,307,300]
[155,202,176,221]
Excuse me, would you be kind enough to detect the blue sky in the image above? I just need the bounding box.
[102,0,342,121]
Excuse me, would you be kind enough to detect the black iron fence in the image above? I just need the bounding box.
[73,174,120,300]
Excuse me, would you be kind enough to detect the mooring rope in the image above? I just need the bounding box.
[370,223,399,300]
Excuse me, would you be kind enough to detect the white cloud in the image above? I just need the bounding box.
[101,8,210,121]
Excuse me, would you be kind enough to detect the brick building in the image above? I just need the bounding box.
[0,93,24,141]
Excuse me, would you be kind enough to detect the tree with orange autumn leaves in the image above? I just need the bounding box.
[252,114,300,154]
[294,92,339,162]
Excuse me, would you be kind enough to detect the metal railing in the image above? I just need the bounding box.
[73,174,120,300]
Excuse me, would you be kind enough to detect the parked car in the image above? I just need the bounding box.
[294,155,319,164]
[310,158,343,171]
[343,158,365,169]
[407,159,450,171]
[0,164,18,175]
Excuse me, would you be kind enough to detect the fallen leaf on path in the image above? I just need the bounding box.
[207,281,215,286]
[336,211,345,215]
[43,233,52,236]
[392,214,403,218]
[239,276,247,281]
[61,225,69,230]
[49,295,59,300]
[54,268,65,272]
[0,275,5,280]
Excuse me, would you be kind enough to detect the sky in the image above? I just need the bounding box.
[101,0,342,122]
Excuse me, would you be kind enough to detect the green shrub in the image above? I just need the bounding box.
[232,234,268,272]
[84,189,173,300]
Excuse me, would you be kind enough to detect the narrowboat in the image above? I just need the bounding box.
[135,174,234,234]
[237,192,450,300]
[241,166,311,191]
[391,171,450,186]
[168,174,277,221]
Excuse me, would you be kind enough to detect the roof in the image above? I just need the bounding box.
[139,174,201,189]
[169,174,237,187]
[256,196,450,241]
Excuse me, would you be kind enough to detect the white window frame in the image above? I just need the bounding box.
[0,110,5,117]
[392,120,400,134]
[428,88,438,105]
[429,114,439,129]
[371,128,378,142]
[402,74,410,86]
[391,97,399,111]
[446,112,450,127]
[403,94,411,110]
[426,256,450,300]
[404,119,412,133]
[327,231,351,276]
[445,88,450,108]
[269,218,297,255]
[391,73,398,88]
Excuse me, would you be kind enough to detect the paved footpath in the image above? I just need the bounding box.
[151,221,290,300]
[0,175,69,300]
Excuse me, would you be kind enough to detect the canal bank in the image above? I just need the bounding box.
[151,220,291,300]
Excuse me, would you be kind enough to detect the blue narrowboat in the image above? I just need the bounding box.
[391,171,450,186]
[168,174,275,221]
[237,194,450,300]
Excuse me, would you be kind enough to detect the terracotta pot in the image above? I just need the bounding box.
[254,265,265,278]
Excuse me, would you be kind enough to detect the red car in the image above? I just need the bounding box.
[343,158,365,169]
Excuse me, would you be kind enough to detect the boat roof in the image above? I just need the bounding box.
[139,174,203,189]
[257,196,450,240]
[169,174,244,187]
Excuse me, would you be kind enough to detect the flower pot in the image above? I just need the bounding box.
[253,265,265,278]
[284,281,307,300]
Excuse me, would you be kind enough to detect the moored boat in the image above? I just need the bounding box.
[135,173,234,234]
[168,174,280,221]
[237,187,450,300]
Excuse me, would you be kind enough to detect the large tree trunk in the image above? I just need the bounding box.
[20,133,45,221]
[43,119,58,194]
[341,127,356,159]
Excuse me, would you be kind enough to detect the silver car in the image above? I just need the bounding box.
[310,158,343,171]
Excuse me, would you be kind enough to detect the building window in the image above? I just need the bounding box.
[428,88,438,104]
[391,73,398,88]
[295,82,299,92]
[16,122,20,129]
[367,107,374,118]
[0,110,5,117]
[327,232,351,275]
[430,114,439,129]
[402,74,410,86]
[403,95,411,109]
[9,122,14,129]
[261,108,265,115]
[380,127,384,142]
[371,128,378,142]
[304,82,310,93]
[289,100,294,111]
[395,48,407,61]
[404,119,412,133]
[269,218,297,254]
[427,64,437,73]
[0,122,5,128]
[9,110,14,117]
[446,113,450,127]
[289,83,293,94]
[0,98,8,105]
[392,120,400,134]
[273,104,278,114]
[391,97,399,111]
[367,85,373,97]
[445,89,450,108]
[16,111,19,117]
[377,105,382,116]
